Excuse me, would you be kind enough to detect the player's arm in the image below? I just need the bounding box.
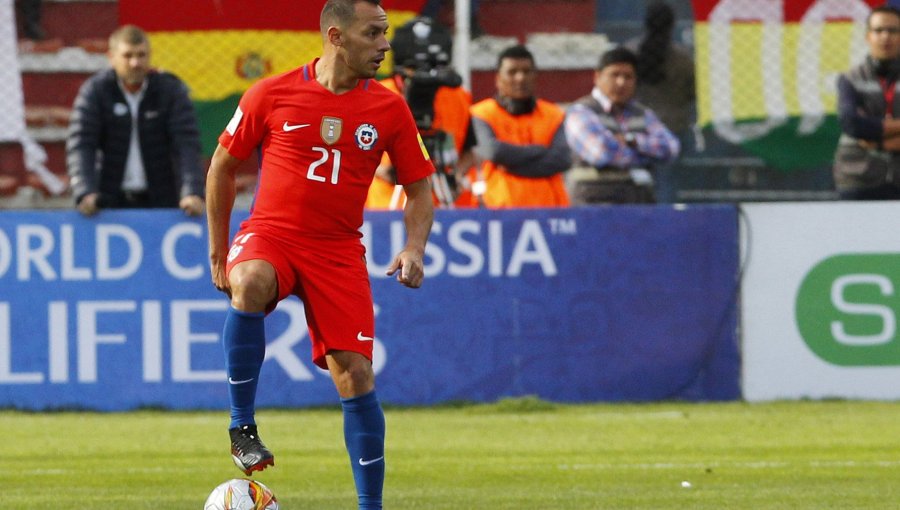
[386,176,433,288]
[206,143,244,296]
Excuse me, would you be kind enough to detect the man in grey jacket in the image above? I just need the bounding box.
[67,25,205,216]
[834,5,900,200]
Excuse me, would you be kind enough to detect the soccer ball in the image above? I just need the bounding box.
[204,478,280,510]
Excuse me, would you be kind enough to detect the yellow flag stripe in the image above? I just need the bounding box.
[150,11,417,102]
[151,30,319,101]
[695,21,863,127]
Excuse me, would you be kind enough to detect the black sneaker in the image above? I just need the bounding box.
[229,424,275,475]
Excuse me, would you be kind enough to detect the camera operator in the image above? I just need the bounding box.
[365,17,477,209]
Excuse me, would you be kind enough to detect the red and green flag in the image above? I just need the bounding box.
[120,0,424,156]
[692,0,881,171]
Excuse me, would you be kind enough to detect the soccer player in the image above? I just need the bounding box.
[205,1,435,508]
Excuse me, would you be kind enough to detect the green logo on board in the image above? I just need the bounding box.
[796,254,900,366]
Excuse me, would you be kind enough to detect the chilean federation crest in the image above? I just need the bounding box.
[320,116,342,145]
[354,123,378,151]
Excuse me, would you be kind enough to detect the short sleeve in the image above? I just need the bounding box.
[388,99,435,185]
[218,81,269,160]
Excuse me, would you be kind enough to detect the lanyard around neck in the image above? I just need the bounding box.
[881,78,896,118]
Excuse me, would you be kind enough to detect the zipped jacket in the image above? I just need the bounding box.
[834,58,900,191]
[67,68,204,207]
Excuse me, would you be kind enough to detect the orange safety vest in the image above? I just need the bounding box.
[466,98,569,208]
[365,76,472,209]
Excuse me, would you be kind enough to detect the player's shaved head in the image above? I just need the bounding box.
[321,0,382,34]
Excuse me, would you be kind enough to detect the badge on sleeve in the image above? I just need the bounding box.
[225,106,243,135]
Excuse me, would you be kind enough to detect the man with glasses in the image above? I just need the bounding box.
[833,5,900,199]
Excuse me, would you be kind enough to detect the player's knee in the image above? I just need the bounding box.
[229,265,276,312]
[347,364,374,390]
[331,356,375,397]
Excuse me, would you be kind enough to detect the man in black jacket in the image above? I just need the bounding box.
[67,25,205,216]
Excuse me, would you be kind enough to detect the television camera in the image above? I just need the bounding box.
[391,17,464,206]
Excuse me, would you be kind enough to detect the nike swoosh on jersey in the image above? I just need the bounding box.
[357,332,375,342]
[283,121,311,132]
[228,377,254,385]
[358,456,384,466]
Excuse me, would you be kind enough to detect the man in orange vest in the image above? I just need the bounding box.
[365,17,476,209]
[467,44,571,208]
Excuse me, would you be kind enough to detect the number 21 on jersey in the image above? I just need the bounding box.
[308,147,341,184]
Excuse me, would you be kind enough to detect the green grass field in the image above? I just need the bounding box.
[5,399,900,509]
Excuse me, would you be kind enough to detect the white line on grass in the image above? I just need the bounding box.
[558,459,900,470]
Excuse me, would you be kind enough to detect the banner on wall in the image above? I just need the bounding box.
[691,0,879,172]
[742,202,900,401]
[0,207,739,410]
[119,0,423,156]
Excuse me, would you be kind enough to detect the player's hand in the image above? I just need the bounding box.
[386,248,425,288]
[77,193,100,216]
[210,259,232,298]
[180,195,205,216]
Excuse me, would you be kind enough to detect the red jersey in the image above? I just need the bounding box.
[219,59,434,240]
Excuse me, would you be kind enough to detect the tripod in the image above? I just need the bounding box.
[420,129,457,208]
[389,127,457,209]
